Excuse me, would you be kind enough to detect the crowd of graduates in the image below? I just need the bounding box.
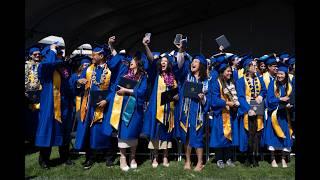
[25,35,295,172]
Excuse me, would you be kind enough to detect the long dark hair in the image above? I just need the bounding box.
[133,57,146,77]
[156,57,173,73]
[197,63,208,82]
[275,72,289,96]
[218,65,234,91]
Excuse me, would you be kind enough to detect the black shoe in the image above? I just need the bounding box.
[105,156,114,167]
[83,160,94,170]
[65,158,75,166]
[244,159,251,167]
[40,161,50,170]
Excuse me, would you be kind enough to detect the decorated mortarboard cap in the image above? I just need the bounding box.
[212,53,226,63]
[192,54,207,67]
[152,52,161,59]
[279,52,290,60]
[217,63,229,72]
[242,56,254,68]
[265,55,277,65]
[277,63,289,73]
[29,47,40,56]
[287,55,295,65]
[258,54,269,62]
[80,57,91,65]
[160,52,175,64]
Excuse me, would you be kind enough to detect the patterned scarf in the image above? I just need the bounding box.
[223,81,239,105]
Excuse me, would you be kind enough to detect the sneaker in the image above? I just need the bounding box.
[226,159,235,167]
[282,159,288,168]
[217,160,225,168]
[83,160,94,170]
[120,157,130,172]
[39,161,50,170]
[65,158,75,166]
[271,159,278,168]
[130,160,138,169]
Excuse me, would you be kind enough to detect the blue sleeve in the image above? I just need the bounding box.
[108,54,122,72]
[236,78,251,116]
[267,80,280,111]
[133,75,147,105]
[259,77,267,99]
[210,79,226,114]
[173,58,190,83]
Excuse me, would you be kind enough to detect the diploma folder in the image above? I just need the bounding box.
[215,35,231,49]
[118,77,138,89]
[160,88,178,105]
[250,100,265,116]
[183,81,203,99]
[90,90,108,107]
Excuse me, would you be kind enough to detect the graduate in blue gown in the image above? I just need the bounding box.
[68,57,91,138]
[102,51,148,171]
[209,53,226,81]
[209,62,240,168]
[256,55,268,77]
[141,37,179,168]
[265,63,294,168]
[25,47,42,143]
[226,53,240,80]
[35,43,74,169]
[174,42,210,171]
[74,46,114,170]
[236,57,267,167]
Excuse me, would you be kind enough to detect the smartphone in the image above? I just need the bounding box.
[174,34,183,45]
[145,33,151,41]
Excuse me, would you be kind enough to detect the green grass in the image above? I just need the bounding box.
[25,147,295,180]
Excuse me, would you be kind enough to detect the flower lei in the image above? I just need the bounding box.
[92,64,109,85]
[161,72,175,87]
[124,69,140,81]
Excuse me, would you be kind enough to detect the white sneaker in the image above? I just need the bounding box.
[271,160,278,167]
[120,157,130,172]
[226,159,235,167]
[152,161,158,168]
[130,160,138,169]
[282,159,288,168]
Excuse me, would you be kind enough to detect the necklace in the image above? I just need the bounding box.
[91,64,109,86]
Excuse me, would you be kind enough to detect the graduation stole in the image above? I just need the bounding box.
[179,74,206,132]
[110,75,141,130]
[238,68,244,79]
[80,64,111,125]
[156,75,177,133]
[263,72,272,90]
[243,76,264,131]
[218,79,232,141]
[271,81,293,138]
[53,70,62,123]
[288,74,294,82]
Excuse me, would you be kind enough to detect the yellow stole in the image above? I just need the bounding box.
[218,79,232,141]
[271,81,293,138]
[289,74,294,82]
[238,68,244,79]
[263,72,271,90]
[53,70,62,123]
[156,75,177,132]
[243,77,264,131]
[80,64,111,126]
[110,76,140,130]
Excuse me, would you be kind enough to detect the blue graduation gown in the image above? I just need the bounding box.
[103,67,147,140]
[264,80,293,149]
[74,64,113,150]
[236,76,267,152]
[142,74,176,141]
[174,60,210,148]
[35,50,73,147]
[209,79,239,148]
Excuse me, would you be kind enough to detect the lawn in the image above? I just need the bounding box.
[25,146,295,180]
